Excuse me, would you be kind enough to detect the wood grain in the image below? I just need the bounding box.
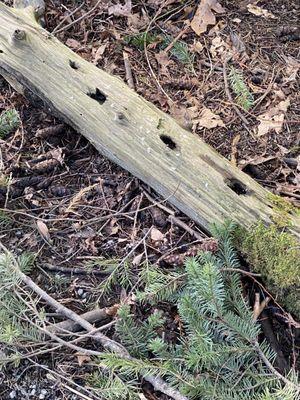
[0,3,299,238]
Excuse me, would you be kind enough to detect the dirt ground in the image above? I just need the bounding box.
[0,0,299,399]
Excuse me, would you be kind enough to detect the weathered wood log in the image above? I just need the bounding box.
[0,3,299,238]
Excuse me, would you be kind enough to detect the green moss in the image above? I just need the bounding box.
[267,193,297,227]
[235,222,300,318]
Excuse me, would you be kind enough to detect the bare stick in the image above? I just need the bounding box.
[53,0,103,35]
[1,244,188,400]
[49,305,118,334]
[123,51,135,90]
[168,215,205,240]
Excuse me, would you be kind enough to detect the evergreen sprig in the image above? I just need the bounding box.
[0,108,20,138]
[229,67,254,111]
[99,221,299,399]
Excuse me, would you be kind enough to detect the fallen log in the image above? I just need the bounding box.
[0,3,299,238]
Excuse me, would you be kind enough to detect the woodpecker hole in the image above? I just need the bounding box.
[87,88,107,104]
[226,178,248,195]
[160,135,177,150]
[69,60,79,70]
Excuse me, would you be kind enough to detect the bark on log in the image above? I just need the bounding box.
[0,3,299,238]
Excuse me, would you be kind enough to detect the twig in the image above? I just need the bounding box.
[254,342,300,391]
[49,305,118,334]
[142,188,175,216]
[52,0,103,35]
[253,293,270,321]
[167,215,205,241]
[252,69,275,112]
[43,263,110,276]
[123,51,135,90]
[1,243,188,400]
[260,310,289,373]
[223,58,250,126]
[143,1,173,102]
[52,2,86,35]
[164,26,190,53]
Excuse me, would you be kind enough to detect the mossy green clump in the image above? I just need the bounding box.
[267,193,298,228]
[236,222,300,318]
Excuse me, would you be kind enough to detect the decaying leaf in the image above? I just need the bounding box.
[151,227,164,242]
[36,220,51,242]
[76,353,91,366]
[191,0,225,36]
[247,4,276,19]
[169,104,193,130]
[108,0,132,17]
[196,107,225,129]
[283,56,300,83]
[210,35,230,59]
[256,98,290,137]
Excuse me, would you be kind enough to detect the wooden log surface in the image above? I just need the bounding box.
[0,3,299,237]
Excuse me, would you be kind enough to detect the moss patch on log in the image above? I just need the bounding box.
[235,222,300,318]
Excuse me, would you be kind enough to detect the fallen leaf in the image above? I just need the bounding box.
[93,44,107,64]
[209,35,230,59]
[283,56,300,83]
[169,104,193,130]
[66,38,81,50]
[108,0,132,17]
[247,4,276,19]
[196,107,225,129]
[256,98,290,136]
[76,354,91,366]
[36,220,51,242]
[191,0,225,36]
[151,227,164,242]
[132,253,144,266]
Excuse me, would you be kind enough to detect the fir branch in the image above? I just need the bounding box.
[229,67,254,111]
[0,108,20,138]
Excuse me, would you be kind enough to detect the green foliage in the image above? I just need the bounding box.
[267,193,298,227]
[96,222,299,399]
[0,210,13,230]
[124,32,157,50]
[87,370,139,400]
[135,265,184,303]
[229,67,254,111]
[0,252,41,348]
[115,304,165,358]
[236,222,300,318]
[161,34,194,66]
[0,108,20,138]
[96,259,135,297]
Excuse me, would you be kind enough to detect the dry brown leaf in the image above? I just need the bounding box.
[76,353,91,366]
[283,56,300,83]
[247,4,276,19]
[36,220,51,242]
[66,38,81,50]
[256,98,290,137]
[108,0,132,17]
[169,105,192,130]
[209,35,230,59]
[151,227,164,242]
[196,107,225,129]
[93,44,107,64]
[191,0,225,36]
[132,252,144,266]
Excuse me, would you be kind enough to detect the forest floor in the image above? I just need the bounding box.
[0,0,299,399]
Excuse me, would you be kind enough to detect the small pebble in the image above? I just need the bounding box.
[77,288,84,296]
[9,391,16,399]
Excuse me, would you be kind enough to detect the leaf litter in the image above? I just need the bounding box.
[0,0,300,397]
